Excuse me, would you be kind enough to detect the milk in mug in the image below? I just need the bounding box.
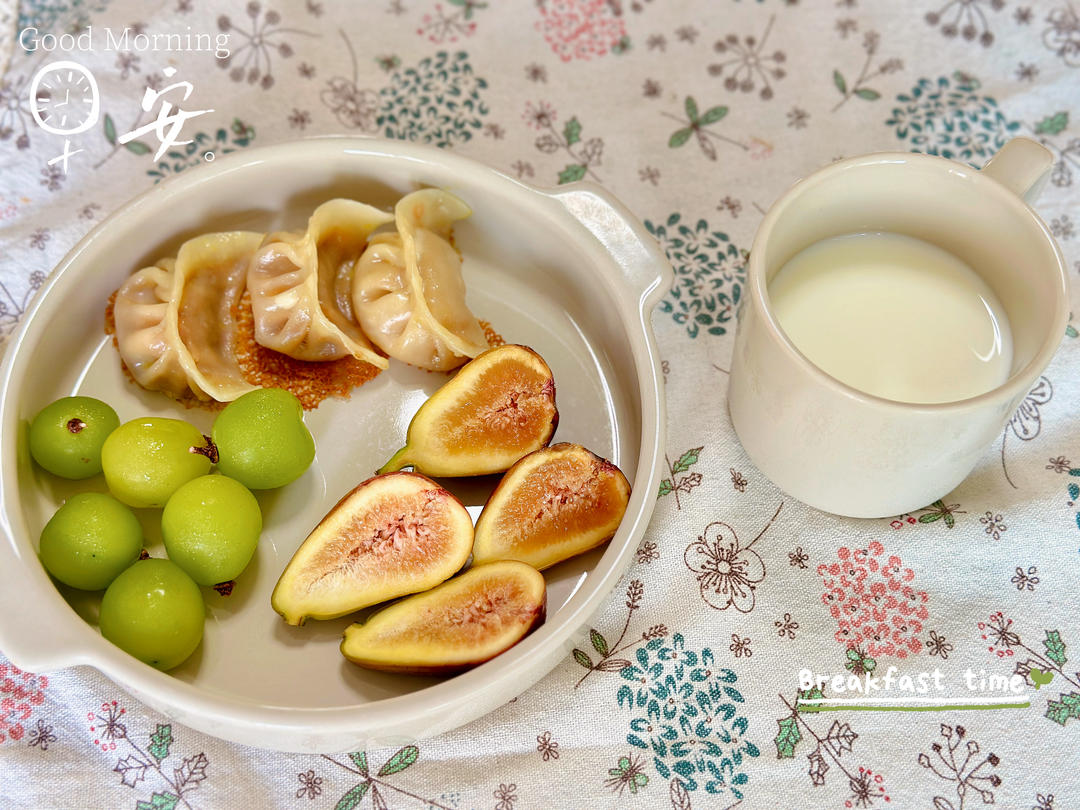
[766,231,1012,404]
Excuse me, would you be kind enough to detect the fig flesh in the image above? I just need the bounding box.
[271,472,473,626]
[379,344,558,477]
[472,443,631,571]
[340,560,546,674]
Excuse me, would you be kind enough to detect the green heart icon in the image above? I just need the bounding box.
[1030,667,1054,690]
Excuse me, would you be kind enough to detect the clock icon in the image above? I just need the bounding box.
[29,60,100,136]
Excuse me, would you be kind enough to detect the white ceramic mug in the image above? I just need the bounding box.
[728,137,1068,518]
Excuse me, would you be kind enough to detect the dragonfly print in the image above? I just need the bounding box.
[1001,376,1052,488]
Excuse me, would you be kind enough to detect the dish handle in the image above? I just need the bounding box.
[544,184,674,313]
[0,513,97,672]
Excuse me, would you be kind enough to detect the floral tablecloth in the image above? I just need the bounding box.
[1,0,1079,808]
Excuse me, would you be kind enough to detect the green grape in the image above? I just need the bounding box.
[29,396,120,479]
[162,475,262,586]
[212,388,315,490]
[101,418,214,508]
[39,493,143,590]
[99,558,204,671]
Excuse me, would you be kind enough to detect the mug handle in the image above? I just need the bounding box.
[981,137,1054,205]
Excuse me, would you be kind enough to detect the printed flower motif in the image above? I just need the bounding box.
[604,754,648,795]
[887,73,1021,164]
[979,611,1019,656]
[29,229,50,250]
[1044,5,1080,67]
[26,718,55,750]
[636,541,660,564]
[617,634,759,797]
[709,17,786,100]
[217,5,311,89]
[321,78,379,130]
[40,166,64,193]
[684,522,765,612]
[287,108,311,130]
[729,634,752,658]
[88,700,127,751]
[535,0,628,62]
[818,542,928,659]
[789,546,809,569]
[1047,455,1071,473]
[417,1,484,43]
[979,511,1007,541]
[924,0,1004,47]
[775,613,798,639]
[845,766,887,808]
[296,769,322,799]
[493,782,517,810]
[536,731,559,761]
[523,101,556,130]
[645,213,746,338]
[1012,566,1039,591]
[730,469,747,492]
[0,663,48,745]
[926,630,954,659]
[376,51,489,147]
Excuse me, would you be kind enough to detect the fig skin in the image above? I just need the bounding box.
[271,471,473,626]
[472,443,631,571]
[340,560,546,675]
[379,344,558,477]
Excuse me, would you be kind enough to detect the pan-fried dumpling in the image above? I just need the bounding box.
[248,199,392,367]
[113,231,262,402]
[113,258,192,399]
[351,189,488,372]
[171,231,263,401]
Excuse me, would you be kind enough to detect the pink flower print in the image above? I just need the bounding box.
[818,541,929,661]
[883,555,914,583]
[0,697,31,742]
[535,0,628,62]
[684,521,765,612]
[0,663,47,744]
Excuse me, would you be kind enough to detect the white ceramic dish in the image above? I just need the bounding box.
[0,138,671,752]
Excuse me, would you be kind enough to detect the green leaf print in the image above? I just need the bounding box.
[135,793,179,810]
[658,479,674,498]
[377,745,419,776]
[1044,630,1067,666]
[1045,692,1080,725]
[684,95,699,122]
[798,686,825,703]
[1035,111,1068,135]
[672,447,703,475]
[558,163,587,184]
[563,116,581,146]
[573,648,593,670]
[833,70,847,95]
[103,113,116,145]
[591,629,609,657]
[855,88,881,100]
[349,751,369,776]
[775,716,802,758]
[148,724,172,761]
[334,782,370,810]
[125,141,151,155]
[668,127,693,148]
[700,105,728,124]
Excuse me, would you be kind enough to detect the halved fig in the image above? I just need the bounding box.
[340,560,546,674]
[271,472,473,626]
[379,344,558,477]
[472,443,631,571]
